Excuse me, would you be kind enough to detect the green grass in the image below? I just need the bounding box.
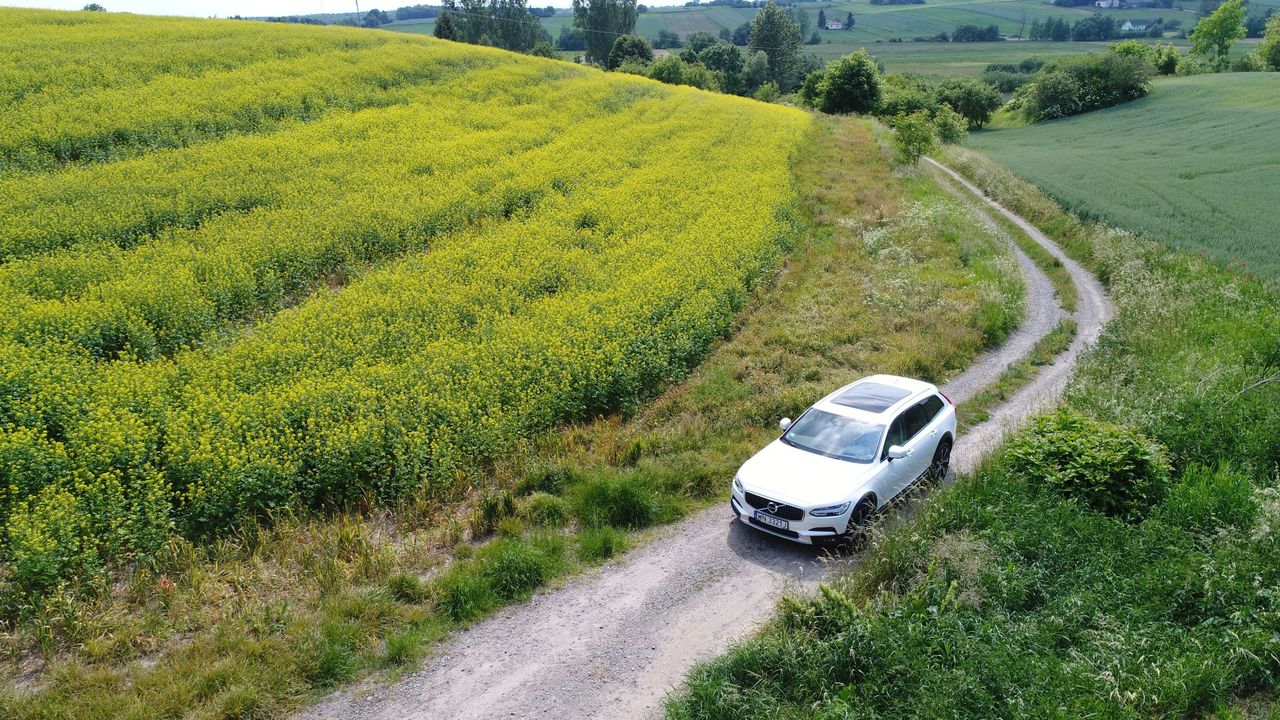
[968,74,1280,280]
[667,139,1280,720]
[0,117,1026,720]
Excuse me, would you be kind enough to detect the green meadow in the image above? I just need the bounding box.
[968,74,1280,280]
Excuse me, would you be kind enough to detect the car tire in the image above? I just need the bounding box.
[929,436,952,484]
[834,497,876,552]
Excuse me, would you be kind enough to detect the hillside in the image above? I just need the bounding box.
[968,74,1280,279]
[0,6,809,601]
[1,9,1039,719]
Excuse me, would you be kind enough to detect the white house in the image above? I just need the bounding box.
[1121,19,1153,32]
[1095,0,1120,7]
[825,20,844,30]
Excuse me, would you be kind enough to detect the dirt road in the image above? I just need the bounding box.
[298,161,1111,720]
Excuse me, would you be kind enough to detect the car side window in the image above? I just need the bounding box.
[919,396,944,426]
[883,416,905,458]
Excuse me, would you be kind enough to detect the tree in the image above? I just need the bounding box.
[434,12,458,39]
[686,30,719,52]
[1261,13,1280,70]
[815,50,882,114]
[935,77,1002,128]
[557,26,587,50]
[818,8,827,28]
[750,0,803,90]
[607,34,653,69]
[443,0,543,51]
[654,29,683,48]
[890,111,938,165]
[700,41,747,93]
[1024,53,1152,121]
[719,28,732,42]
[1190,0,1247,66]
[845,11,855,29]
[83,3,106,9]
[574,0,639,65]
[732,22,752,45]
[741,50,771,94]
[933,105,968,144]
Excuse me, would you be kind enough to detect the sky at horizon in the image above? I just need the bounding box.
[0,0,677,16]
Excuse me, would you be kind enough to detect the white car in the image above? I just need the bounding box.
[730,374,956,546]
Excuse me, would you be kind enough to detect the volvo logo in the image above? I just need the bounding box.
[766,502,781,514]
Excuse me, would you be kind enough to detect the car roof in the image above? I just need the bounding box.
[813,374,938,421]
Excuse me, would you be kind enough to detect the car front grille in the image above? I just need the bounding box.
[743,492,804,521]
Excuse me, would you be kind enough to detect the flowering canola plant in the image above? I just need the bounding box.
[0,9,810,599]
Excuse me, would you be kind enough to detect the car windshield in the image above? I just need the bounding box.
[781,409,884,464]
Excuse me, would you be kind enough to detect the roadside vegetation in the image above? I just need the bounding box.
[0,11,1027,716]
[666,147,1280,720]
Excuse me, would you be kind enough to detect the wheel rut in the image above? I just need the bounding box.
[295,160,1112,720]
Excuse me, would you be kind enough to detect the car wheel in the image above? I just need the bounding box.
[835,498,876,552]
[929,436,952,484]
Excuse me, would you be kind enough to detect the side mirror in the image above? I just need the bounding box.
[886,444,909,461]
[779,417,793,431]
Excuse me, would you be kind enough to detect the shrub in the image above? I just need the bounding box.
[383,628,423,667]
[933,105,968,144]
[1261,13,1280,70]
[520,492,570,527]
[573,474,659,528]
[1006,409,1170,518]
[300,618,357,687]
[889,111,938,166]
[1024,53,1153,121]
[578,526,628,562]
[752,80,780,102]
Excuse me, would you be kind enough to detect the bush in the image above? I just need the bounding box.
[813,50,881,114]
[385,572,427,603]
[646,56,720,91]
[1024,53,1153,121]
[1261,14,1280,70]
[752,80,780,102]
[889,111,937,165]
[933,105,968,144]
[1006,409,1170,518]
[875,74,938,117]
[573,474,659,528]
[577,526,628,562]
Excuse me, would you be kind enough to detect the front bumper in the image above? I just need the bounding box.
[729,492,847,546]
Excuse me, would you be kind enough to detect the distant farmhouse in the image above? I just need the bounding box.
[1094,0,1156,6]
[1120,18,1156,31]
[824,20,844,29]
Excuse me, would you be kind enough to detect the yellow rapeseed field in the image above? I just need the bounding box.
[0,9,810,599]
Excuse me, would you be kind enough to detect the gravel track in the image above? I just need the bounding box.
[297,161,1111,720]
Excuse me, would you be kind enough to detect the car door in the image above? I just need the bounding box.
[883,403,932,499]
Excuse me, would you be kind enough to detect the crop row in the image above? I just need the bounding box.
[0,63,638,365]
[0,16,523,173]
[0,51,810,598]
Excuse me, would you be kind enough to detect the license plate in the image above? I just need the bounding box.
[753,511,789,530]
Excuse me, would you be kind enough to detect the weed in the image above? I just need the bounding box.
[577,527,629,563]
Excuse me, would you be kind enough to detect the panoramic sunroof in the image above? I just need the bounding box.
[831,382,912,413]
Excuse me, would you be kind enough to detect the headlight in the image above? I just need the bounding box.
[733,476,744,494]
[809,501,851,517]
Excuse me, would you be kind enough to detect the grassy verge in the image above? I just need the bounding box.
[955,318,1075,434]
[667,147,1280,720]
[0,116,1025,720]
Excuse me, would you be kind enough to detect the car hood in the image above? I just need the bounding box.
[737,439,880,508]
